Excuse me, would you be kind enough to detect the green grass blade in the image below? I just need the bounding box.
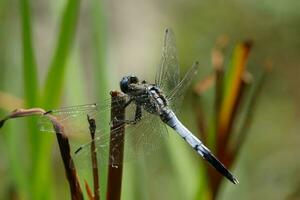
[19,0,40,198]
[91,0,108,100]
[42,0,81,108]
[20,0,38,107]
[19,0,40,163]
[31,1,81,199]
[2,122,29,199]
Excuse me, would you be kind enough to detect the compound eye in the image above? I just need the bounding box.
[120,77,129,93]
[130,76,139,84]
[120,76,139,93]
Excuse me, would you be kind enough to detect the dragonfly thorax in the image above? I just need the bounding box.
[138,85,169,116]
[120,76,169,116]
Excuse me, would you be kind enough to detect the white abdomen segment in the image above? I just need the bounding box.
[164,110,238,184]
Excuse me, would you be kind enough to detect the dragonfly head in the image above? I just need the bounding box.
[120,75,139,94]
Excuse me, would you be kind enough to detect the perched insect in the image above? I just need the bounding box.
[39,28,238,184]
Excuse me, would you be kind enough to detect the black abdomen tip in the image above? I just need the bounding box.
[202,149,239,184]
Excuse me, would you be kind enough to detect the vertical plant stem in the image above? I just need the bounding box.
[106,91,126,200]
[88,115,100,200]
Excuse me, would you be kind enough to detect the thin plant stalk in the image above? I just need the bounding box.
[87,115,100,200]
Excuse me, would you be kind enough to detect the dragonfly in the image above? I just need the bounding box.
[39,28,238,184]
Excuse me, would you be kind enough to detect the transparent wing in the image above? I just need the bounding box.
[155,28,180,95]
[167,62,199,114]
[72,108,169,168]
[38,97,129,140]
[123,111,168,160]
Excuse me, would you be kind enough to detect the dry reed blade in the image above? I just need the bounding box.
[106,91,126,200]
[49,114,84,200]
[0,108,46,129]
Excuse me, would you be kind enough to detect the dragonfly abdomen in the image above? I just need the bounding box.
[163,110,238,184]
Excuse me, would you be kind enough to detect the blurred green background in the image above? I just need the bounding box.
[0,0,300,199]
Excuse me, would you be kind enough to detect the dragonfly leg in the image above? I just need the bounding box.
[134,105,142,121]
[124,104,142,125]
[123,98,133,108]
[123,105,143,125]
[110,105,142,126]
